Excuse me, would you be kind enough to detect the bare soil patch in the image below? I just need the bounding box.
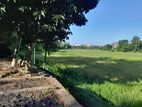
[0,77,50,92]
[0,61,81,107]
[0,76,64,107]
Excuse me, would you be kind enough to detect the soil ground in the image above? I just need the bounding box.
[0,59,81,107]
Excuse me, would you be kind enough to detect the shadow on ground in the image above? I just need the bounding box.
[47,57,142,83]
[42,56,142,107]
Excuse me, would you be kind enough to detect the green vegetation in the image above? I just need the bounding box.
[117,40,129,52]
[103,36,142,52]
[40,49,142,107]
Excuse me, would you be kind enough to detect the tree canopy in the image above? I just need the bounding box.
[0,0,100,68]
[0,0,99,43]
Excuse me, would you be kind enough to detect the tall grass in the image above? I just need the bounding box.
[39,49,142,107]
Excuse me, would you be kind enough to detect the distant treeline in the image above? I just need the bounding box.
[71,36,142,52]
[25,35,142,55]
[71,45,101,49]
[103,36,142,52]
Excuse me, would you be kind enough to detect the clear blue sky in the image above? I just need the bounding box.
[68,0,142,45]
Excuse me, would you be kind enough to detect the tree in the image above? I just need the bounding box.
[131,36,140,44]
[131,36,142,52]
[58,42,72,49]
[117,40,129,52]
[0,0,100,72]
[103,44,112,51]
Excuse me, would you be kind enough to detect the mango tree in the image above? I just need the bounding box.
[0,0,99,72]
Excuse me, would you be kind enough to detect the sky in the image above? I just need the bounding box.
[68,0,142,46]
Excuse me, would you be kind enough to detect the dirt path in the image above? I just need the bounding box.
[0,65,82,107]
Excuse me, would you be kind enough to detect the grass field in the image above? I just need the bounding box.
[41,49,142,107]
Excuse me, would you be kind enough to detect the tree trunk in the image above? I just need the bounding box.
[11,37,22,68]
[33,44,36,65]
[24,43,33,72]
[44,50,47,63]
[48,51,51,56]
[43,49,47,69]
[27,44,32,63]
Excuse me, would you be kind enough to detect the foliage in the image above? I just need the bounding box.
[72,44,100,49]
[58,42,72,49]
[0,41,11,58]
[0,0,99,63]
[117,40,129,52]
[0,31,18,58]
[102,36,142,52]
[0,31,18,51]
[131,36,140,44]
[131,36,142,52]
[103,44,112,51]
